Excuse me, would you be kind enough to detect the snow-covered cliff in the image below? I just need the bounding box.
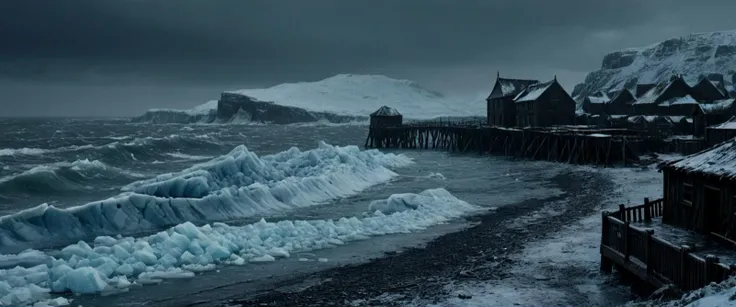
[573,30,736,99]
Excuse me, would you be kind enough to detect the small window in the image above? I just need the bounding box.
[683,182,694,206]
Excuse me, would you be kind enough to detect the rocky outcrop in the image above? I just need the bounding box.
[573,30,736,99]
[216,93,365,124]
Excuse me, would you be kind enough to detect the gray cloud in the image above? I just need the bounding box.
[1,0,735,116]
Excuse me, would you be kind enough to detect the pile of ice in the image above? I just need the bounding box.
[0,142,413,253]
[0,188,479,306]
[647,275,736,307]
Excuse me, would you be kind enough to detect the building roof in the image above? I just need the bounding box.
[695,99,735,115]
[691,78,728,101]
[585,91,611,104]
[632,81,670,105]
[514,80,555,103]
[663,138,736,178]
[658,95,699,107]
[708,116,736,130]
[636,84,657,98]
[370,106,401,116]
[487,77,539,99]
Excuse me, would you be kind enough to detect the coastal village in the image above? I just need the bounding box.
[365,71,736,298]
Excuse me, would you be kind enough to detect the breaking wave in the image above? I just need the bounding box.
[0,134,224,163]
[0,160,147,196]
[0,142,413,253]
[0,188,478,305]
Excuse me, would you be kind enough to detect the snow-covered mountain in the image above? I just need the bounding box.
[133,74,484,124]
[573,30,736,99]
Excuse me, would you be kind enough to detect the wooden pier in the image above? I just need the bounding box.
[365,122,642,165]
[600,200,736,294]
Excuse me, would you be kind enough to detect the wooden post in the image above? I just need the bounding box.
[623,220,630,262]
[705,255,719,283]
[680,245,691,287]
[619,204,626,222]
[645,229,655,275]
[601,211,614,273]
[644,197,651,223]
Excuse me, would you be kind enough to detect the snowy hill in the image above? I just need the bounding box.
[228,74,479,119]
[133,74,484,124]
[573,30,736,99]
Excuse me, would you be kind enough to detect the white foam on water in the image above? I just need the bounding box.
[0,188,479,306]
[0,142,413,253]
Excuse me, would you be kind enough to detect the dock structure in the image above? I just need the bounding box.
[600,200,736,294]
[364,121,643,166]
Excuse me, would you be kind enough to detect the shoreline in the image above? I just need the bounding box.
[211,169,625,306]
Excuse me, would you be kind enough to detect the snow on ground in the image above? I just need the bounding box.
[424,164,663,307]
[0,188,481,306]
[228,74,482,119]
[0,142,413,254]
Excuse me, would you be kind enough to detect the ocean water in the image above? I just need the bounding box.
[0,118,596,306]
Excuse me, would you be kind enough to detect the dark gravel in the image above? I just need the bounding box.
[208,170,614,307]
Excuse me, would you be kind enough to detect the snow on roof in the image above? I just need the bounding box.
[586,95,611,104]
[709,116,736,130]
[698,99,735,114]
[610,114,627,119]
[588,133,611,137]
[632,81,669,105]
[658,95,699,106]
[371,106,401,116]
[667,116,688,123]
[488,78,540,99]
[666,138,736,177]
[514,80,555,103]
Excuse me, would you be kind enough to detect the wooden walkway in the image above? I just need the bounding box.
[601,199,736,292]
[365,123,642,166]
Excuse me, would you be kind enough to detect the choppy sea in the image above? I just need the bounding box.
[0,118,638,306]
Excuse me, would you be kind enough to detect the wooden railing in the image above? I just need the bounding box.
[402,119,486,128]
[607,198,664,223]
[601,199,736,292]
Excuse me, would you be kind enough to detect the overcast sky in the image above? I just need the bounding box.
[2,0,736,117]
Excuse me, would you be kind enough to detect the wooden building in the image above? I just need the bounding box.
[581,92,611,115]
[513,78,576,127]
[693,99,736,136]
[636,84,656,98]
[607,89,636,115]
[660,140,736,236]
[691,77,729,101]
[657,95,699,116]
[487,73,539,127]
[632,76,691,115]
[370,106,402,127]
[705,116,736,147]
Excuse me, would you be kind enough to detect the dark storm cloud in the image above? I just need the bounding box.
[1,0,735,116]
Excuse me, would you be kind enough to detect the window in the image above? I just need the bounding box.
[683,182,694,206]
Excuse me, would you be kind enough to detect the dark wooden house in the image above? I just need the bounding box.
[690,78,728,101]
[705,116,736,147]
[693,99,736,136]
[581,92,610,115]
[608,89,636,115]
[487,74,539,127]
[632,76,691,115]
[369,106,402,127]
[513,78,576,127]
[658,95,699,116]
[661,141,736,236]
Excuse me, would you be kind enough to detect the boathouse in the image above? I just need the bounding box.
[513,77,576,127]
[660,141,736,236]
[581,92,611,115]
[632,76,691,115]
[487,73,539,127]
[370,106,402,127]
